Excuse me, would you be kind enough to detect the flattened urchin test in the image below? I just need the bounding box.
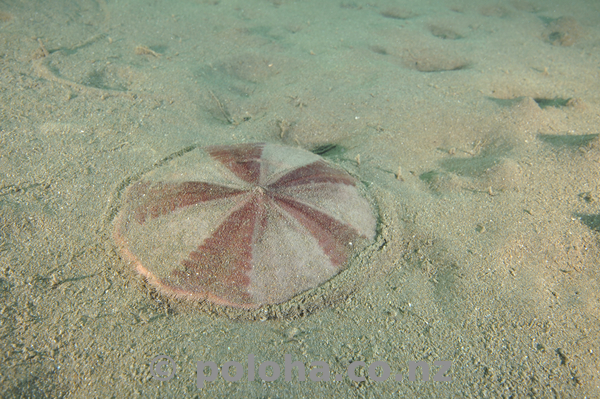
[114,143,377,312]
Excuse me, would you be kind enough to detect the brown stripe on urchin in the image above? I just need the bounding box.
[206,143,265,184]
[269,160,357,189]
[169,196,260,306]
[272,193,364,268]
[129,181,244,224]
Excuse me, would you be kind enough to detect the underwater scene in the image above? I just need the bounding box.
[0,0,599,397]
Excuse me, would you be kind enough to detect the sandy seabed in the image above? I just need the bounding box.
[1,0,599,397]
